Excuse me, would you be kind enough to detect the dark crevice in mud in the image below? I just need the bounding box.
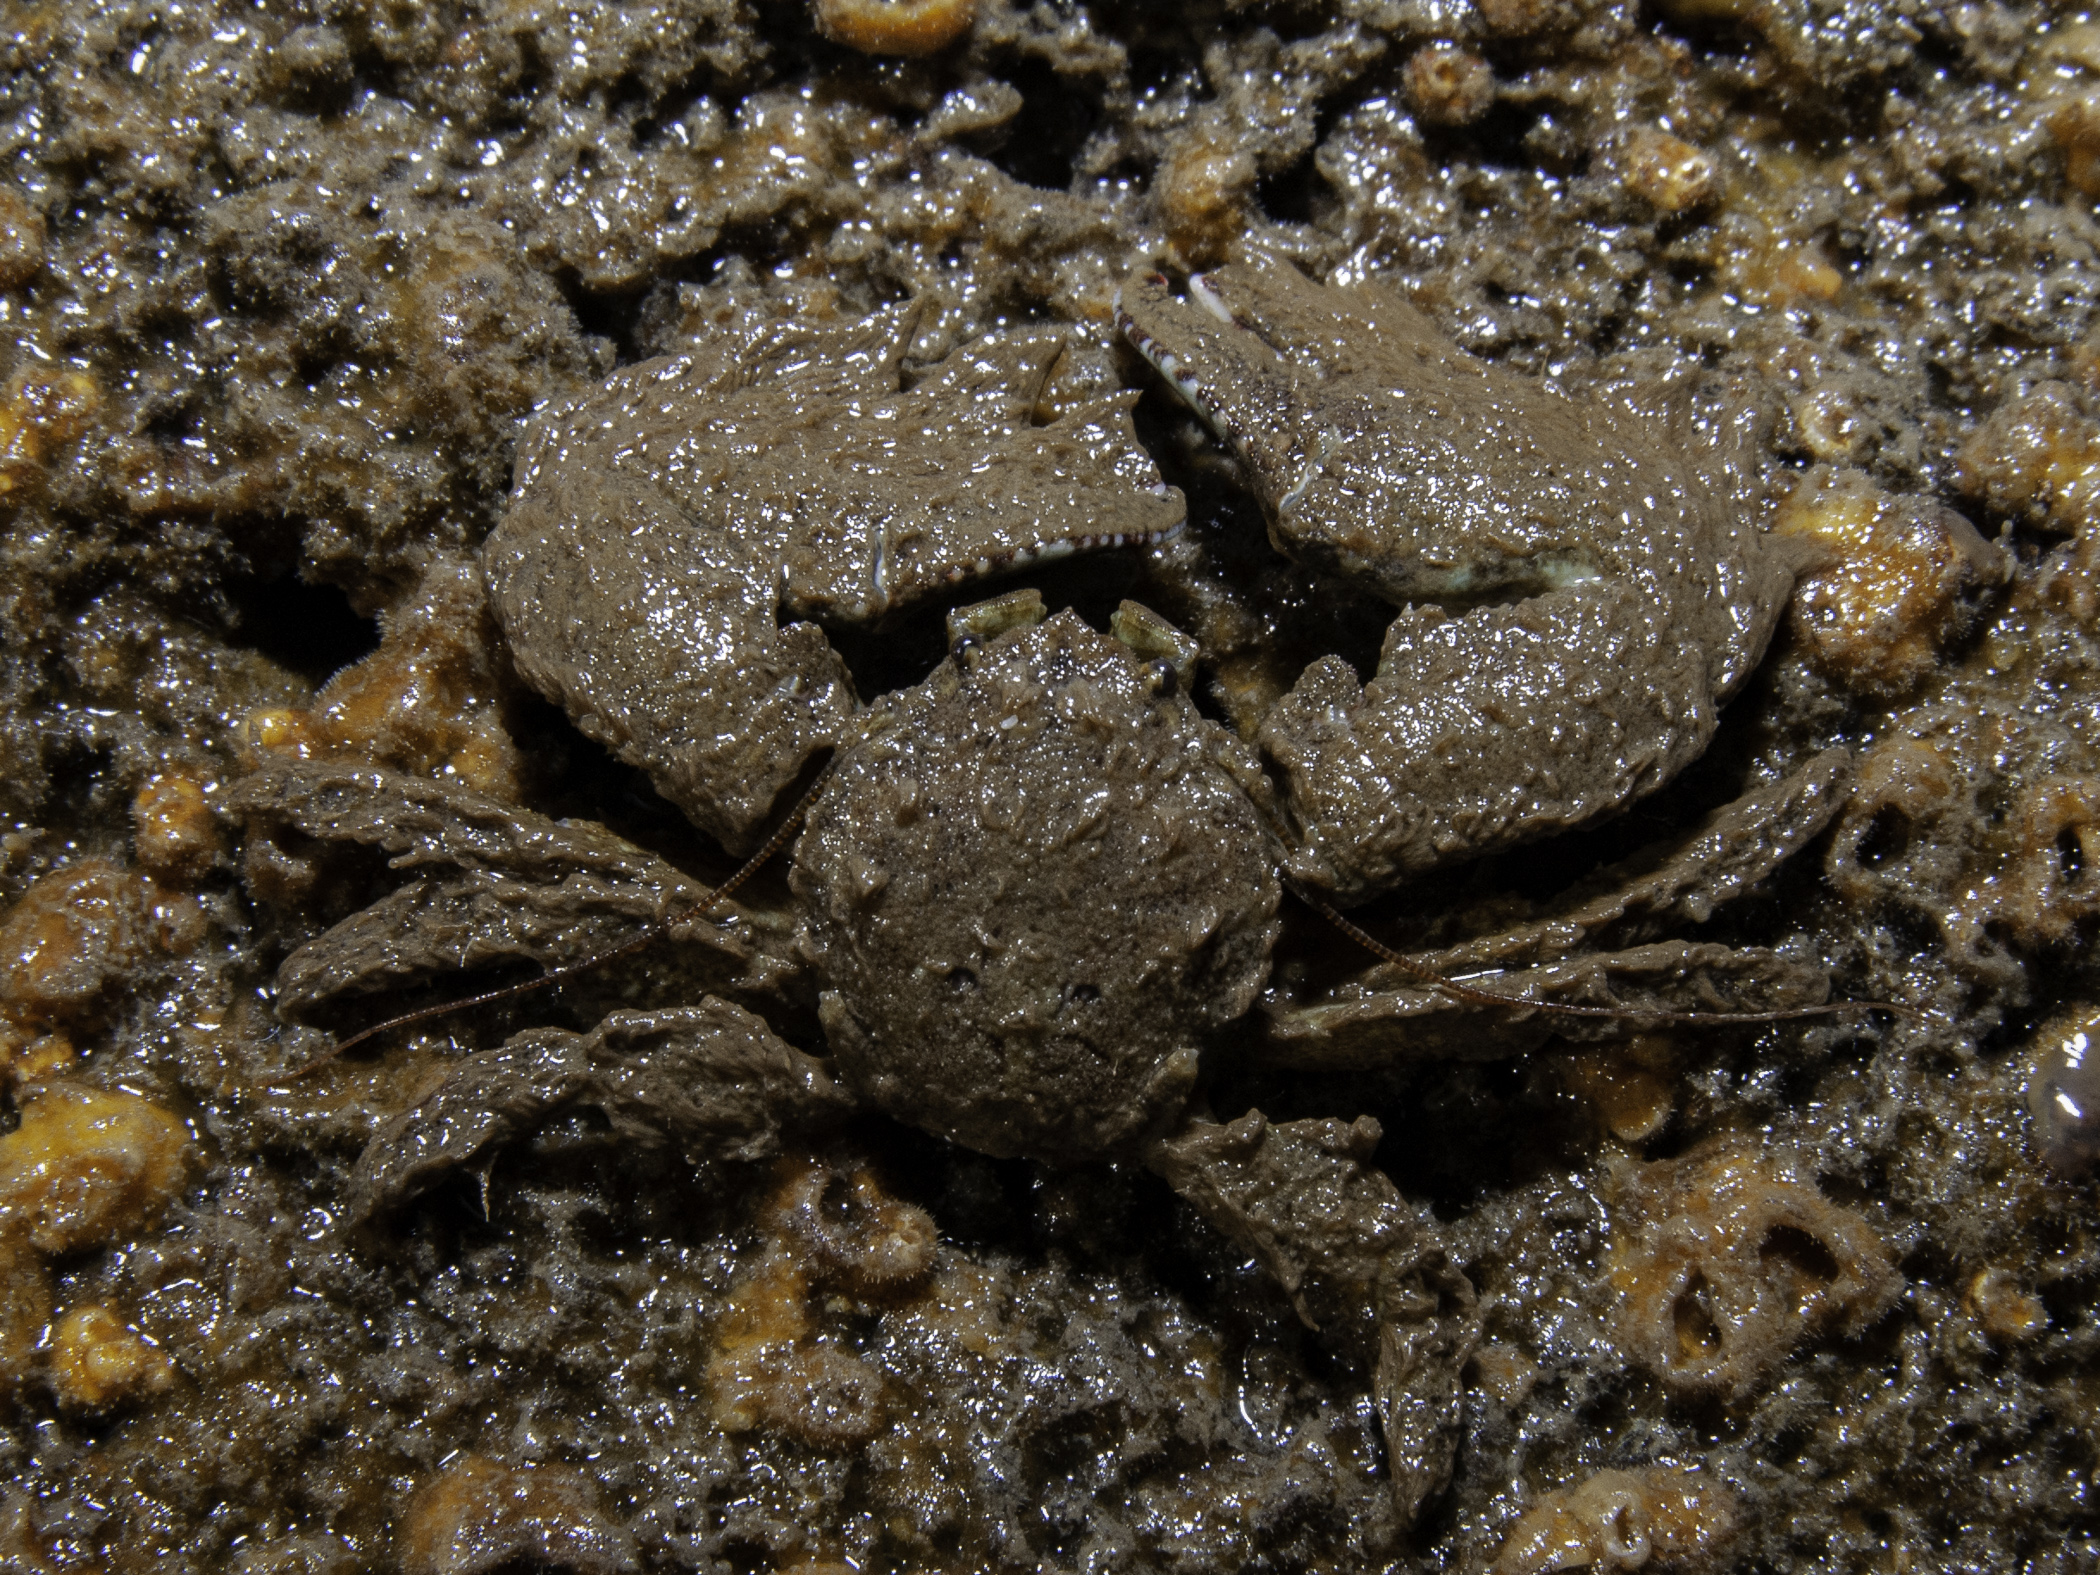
[815,544,1160,707]
[501,691,739,879]
[559,276,656,369]
[983,57,1103,193]
[226,571,379,683]
[1257,148,1324,226]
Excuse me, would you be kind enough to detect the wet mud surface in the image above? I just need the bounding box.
[0,0,2097,1570]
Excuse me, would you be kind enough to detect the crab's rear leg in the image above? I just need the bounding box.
[1266,939,1835,1070]
[225,758,798,1019]
[1146,1112,1479,1526]
[348,1002,852,1222]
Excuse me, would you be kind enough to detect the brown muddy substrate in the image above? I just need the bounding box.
[0,0,2095,1571]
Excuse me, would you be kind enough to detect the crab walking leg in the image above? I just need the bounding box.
[1147,1112,1480,1525]
[224,758,786,1015]
[1117,264,1799,901]
[347,1004,852,1222]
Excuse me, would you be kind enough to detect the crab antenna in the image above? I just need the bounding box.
[293,757,838,1073]
[1286,880,1906,1028]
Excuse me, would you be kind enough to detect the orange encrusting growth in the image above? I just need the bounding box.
[815,0,975,57]
[706,1153,937,1447]
[1606,1139,1900,1399]
[1490,1467,1739,1575]
[242,560,520,799]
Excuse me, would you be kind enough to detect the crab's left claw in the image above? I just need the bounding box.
[1147,1111,1480,1525]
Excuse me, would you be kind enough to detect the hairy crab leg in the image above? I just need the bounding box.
[1290,880,1909,1026]
[299,757,839,1071]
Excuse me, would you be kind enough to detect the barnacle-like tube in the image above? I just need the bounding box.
[708,1154,938,1448]
[766,1155,938,1295]
[1774,465,2003,700]
[1490,1467,1738,1575]
[1606,1140,1900,1399]
[398,1455,639,1575]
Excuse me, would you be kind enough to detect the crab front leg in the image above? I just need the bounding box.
[1147,1111,1479,1525]
[1264,748,1855,1066]
[348,1003,852,1222]
[1119,266,1799,902]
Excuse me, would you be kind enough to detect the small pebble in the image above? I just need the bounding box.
[0,366,98,497]
[0,859,207,1025]
[1564,1035,1680,1142]
[1618,127,1717,214]
[2027,1004,2100,1177]
[0,1083,195,1253]
[1956,381,2100,534]
[48,1302,175,1412]
[815,0,975,57]
[132,774,223,883]
[0,1024,76,1088]
[1158,131,1255,268]
[1404,45,1496,128]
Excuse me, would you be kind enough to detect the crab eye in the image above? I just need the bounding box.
[1144,660,1178,698]
[950,634,981,664]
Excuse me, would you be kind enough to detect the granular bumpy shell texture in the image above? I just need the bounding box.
[795,610,1280,1161]
[0,0,2098,1571]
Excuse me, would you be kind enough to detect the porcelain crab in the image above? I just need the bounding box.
[230,260,1847,1524]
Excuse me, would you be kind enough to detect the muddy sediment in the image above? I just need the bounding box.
[0,0,2096,1570]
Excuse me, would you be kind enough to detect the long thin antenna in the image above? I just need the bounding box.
[1286,879,1900,1027]
[294,758,837,1073]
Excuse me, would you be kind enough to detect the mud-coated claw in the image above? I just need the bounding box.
[1119,259,1803,900]
[349,1003,851,1222]
[488,310,1184,853]
[1146,1111,1479,1525]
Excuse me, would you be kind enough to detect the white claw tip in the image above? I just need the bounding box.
[1190,274,1234,325]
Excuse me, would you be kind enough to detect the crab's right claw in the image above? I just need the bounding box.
[348,1002,851,1222]
[1146,1110,1480,1525]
